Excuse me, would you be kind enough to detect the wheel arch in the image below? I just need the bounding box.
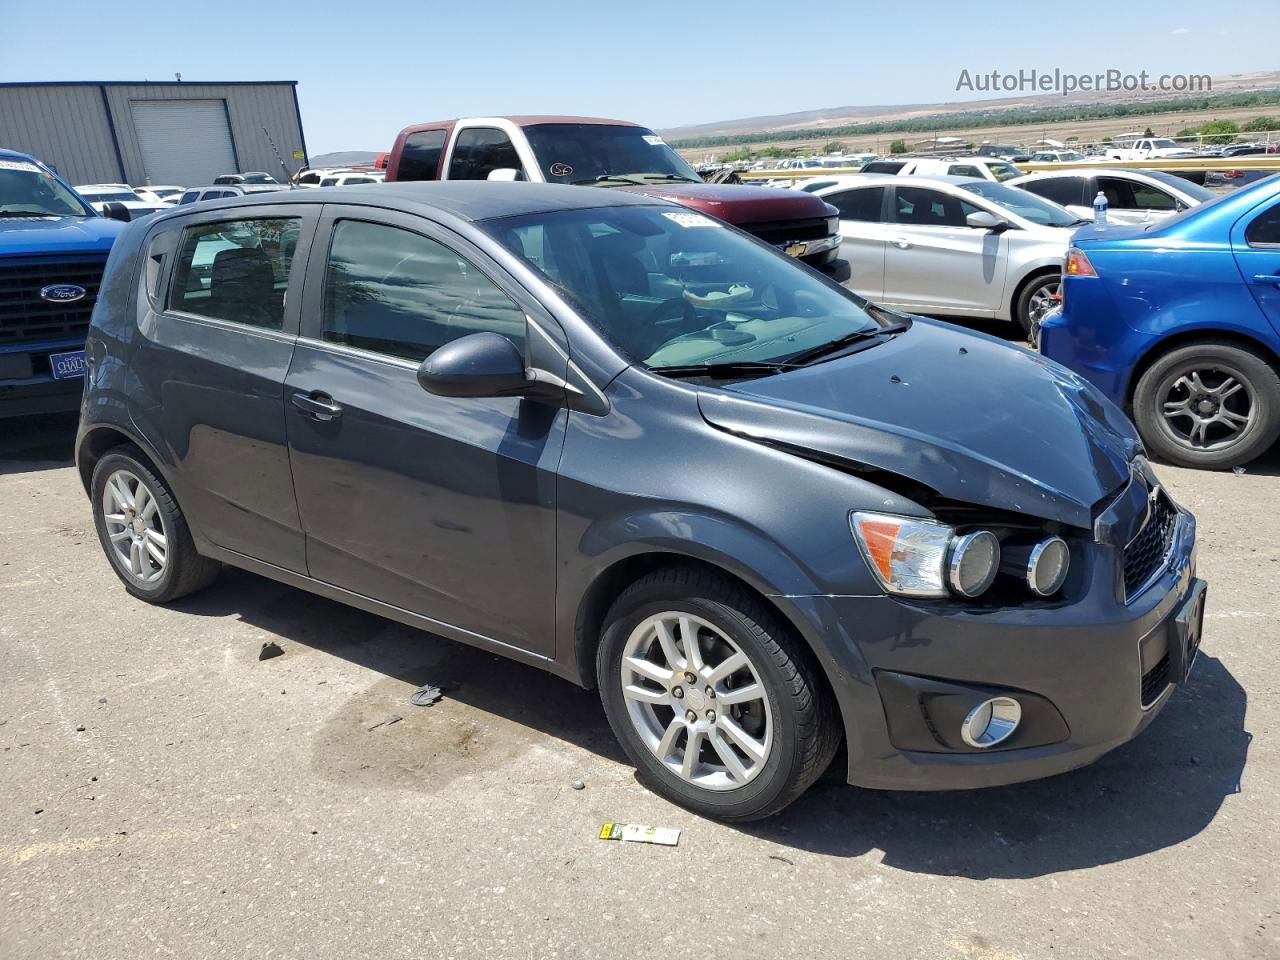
[1008,264,1062,324]
[1124,328,1280,408]
[77,424,155,495]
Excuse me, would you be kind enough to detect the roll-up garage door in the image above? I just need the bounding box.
[131,100,238,186]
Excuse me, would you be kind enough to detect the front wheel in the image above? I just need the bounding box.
[1132,341,1280,469]
[597,565,840,821]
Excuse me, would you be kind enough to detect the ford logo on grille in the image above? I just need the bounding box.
[40,284,86,303]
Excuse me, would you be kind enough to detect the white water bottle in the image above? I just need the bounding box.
[1093,190,1108,225]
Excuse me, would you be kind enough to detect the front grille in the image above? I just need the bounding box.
[1123,488,1178,600]
[0,255,108,346]
[1141,653,1170,707]
[741,216,830,247]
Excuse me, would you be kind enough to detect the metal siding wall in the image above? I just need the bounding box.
[104,84,306,184]
[0,86,122,184]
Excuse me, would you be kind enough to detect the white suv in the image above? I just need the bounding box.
[860,156,1023,182]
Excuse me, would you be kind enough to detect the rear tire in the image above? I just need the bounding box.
[597,564,840,821]
[1014,272,1061,339]
[1132,341,1280,469]
[91,445,220,603]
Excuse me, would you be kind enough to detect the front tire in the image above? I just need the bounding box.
[1132,341,1280,469]
[91,445,220,602]
[597,565,840,821]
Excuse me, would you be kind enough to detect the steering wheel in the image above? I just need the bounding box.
[649,296,699,330]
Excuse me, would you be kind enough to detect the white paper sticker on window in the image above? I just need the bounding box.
[642,135,665,146]
[662,212,717,228]
[0,160,43,174]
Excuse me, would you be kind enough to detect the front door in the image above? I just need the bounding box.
[1232,196,1280,336]
[882,185,1008,315]
[135,205,316,572]
[285,206,565,655]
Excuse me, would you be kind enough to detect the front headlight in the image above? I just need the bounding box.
[826,215,840,236]
[851,512,1001,599]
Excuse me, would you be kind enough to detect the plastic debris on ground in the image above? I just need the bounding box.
[367,715,402,731]
[408,684,443,707]
[598,822,680,846]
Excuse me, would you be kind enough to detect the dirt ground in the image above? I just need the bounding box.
[2,388,1277,959]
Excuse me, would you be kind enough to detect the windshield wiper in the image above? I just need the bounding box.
[639,174,700,183]
[0,210,66,218]
[650,360,791,380]
[574,175,651,187]
[782,321,908,367]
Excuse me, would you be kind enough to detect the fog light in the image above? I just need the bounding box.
[1001,536,1070,596]
[947,531,1000,597]
[960,696,1022,749]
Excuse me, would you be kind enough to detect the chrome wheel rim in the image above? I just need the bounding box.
[101,469,168,585]
[620,612,773,791]
[1157,365,1255,452]
[1027,281,1061,326]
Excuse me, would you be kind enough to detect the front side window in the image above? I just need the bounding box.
[985,161,1022,182]
[1128,183,1178,211]
[179,190,200,204]
[1246,202,1280,247]
[826,187,885,222]
[322,219,525,361]
[955,180,1080,227]
[0,160,96,217]
[522,123,700,186]
[299,172,321,185]
[397,129,447,181]
[448,127,523,181]
[1020,177,1084,208]
[486,206,885,372]
[893,187,978,228]
[170,217,300,329]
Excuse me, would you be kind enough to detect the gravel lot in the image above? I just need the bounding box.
[2,409,1276,960]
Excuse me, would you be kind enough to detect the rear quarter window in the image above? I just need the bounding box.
[1246,203,1280,247]
[397,129,448,181]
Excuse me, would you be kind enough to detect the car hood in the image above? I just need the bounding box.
[614,182,835,226]
[696,319,1139,528]
[1071,222,1154,244]
[0,215,124,257]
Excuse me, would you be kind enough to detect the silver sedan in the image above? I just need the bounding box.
[814,175,1086,334]
[1008,167,1217,225]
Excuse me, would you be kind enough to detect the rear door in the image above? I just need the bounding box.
[822,185,888,300]
[881,185,1008,315]
[136,204,318,571]
[1232,196,1280,335]
[284,204,566,655]
[1018,176,1089,220]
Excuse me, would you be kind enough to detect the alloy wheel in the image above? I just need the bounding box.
[619,612,773,791]
[1158,365,1255,452]
[101,469,168,585]
[1027,281,1062,326]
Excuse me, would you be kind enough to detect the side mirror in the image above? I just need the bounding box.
[487,168,524,182]
[102,202,132,223]
[417,332,530,398]
[966,210,1008,231]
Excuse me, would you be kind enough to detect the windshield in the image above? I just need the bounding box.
[956,180,1079,226]
[522,124,702,186]
[0,160,94,217]
[1144,170,1218,203]
[986,161,1022,181]
[1151,139,1178,149]
[81,190,139,204]
[241,173,277,184]
[484,205,887,372]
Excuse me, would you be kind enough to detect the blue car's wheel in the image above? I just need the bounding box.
[1134,341,1280,469]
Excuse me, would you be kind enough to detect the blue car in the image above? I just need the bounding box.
[0,148,127,417]
[1040,175,1280,469]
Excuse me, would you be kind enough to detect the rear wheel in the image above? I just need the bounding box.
[1015,272,1061,339]
[1133,341,1280,469]
[91,445,220,602]
[597,565,840,821]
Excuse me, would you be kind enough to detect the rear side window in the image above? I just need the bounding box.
[893,186,979,228]
[397,129,448,181]
[1246,202,1280,247]
[448,127,522,181]
[321,219,525,361]
[825,187,885,222]
[948,164,984,178]
[298,172,321,185]
[179,190,199,204]
[1020,177,1084,208]
[169,218,300,330]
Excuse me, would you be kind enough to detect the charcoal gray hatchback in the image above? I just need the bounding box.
[77,182,1206,821]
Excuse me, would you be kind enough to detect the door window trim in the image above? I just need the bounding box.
[440,118,538,182]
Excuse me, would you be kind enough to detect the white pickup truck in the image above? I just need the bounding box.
[1105,137,1197,161]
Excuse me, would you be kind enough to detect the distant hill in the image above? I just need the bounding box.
[308,150,381,168]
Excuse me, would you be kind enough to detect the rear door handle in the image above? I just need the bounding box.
[1252,274,1280,285]
[291,392,343,421]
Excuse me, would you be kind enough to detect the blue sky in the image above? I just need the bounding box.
[3,0,1276,153]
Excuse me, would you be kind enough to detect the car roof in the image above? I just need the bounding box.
[0,147,38,162]
[155,181,667,223]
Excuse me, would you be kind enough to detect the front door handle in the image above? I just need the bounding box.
[291,392,343,421]
[893,238,912,249]
[1252,274,1280,285]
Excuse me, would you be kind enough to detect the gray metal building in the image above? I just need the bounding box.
[0,81,308,188]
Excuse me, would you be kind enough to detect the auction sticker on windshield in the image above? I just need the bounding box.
[662,212,717,228]
[48,350,87,380]
[0,160,43,173]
